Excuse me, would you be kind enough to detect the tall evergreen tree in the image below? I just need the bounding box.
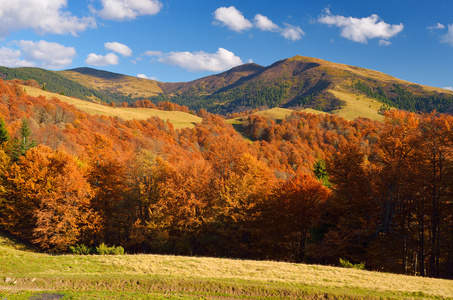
[11,118,37,161]
[0,116,9,146]
[313,159,331,188]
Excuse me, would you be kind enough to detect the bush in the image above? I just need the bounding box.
[69,243,125,255]
[339,258,365,270]
[96,243,125,255]
[69,244,92,255]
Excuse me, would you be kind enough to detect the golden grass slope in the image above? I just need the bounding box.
[330,88,385,121]
[59,70,163,98]
[288,56,453,95]
[0,232,452,299]
[22,85,202,129]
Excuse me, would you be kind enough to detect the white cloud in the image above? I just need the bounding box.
[143,50,163,56]
[443,86,453,91]
[158,48,243,72]
[281,24,305,41]
[0,0,95,39]
[318,9,403,44]
[254,14,279,32]
[213,6,253,32]
[85,53,119,66]
[97,0,162,21]
[441,24,453,46]
[427,23,446,30]
[0,47,35,67]
[213,7,304,42]
[378,39,391,46]
[105,42,132,56]
[17,40,76,69]
[137,73,158,80]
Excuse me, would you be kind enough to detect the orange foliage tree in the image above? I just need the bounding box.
[2,145,95,251]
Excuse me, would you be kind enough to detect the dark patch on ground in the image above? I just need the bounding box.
[28,293,65,300]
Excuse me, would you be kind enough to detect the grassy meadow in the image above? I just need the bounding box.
[1,234,452,299]
[21,85,202,129]
[329,88,385,121]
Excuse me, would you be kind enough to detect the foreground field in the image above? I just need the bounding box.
[21,85,202,129]
[0,235,452,299]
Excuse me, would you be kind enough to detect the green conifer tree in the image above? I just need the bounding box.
[313,159,332,188]
[0,116,9,146]
[11,118,37,161]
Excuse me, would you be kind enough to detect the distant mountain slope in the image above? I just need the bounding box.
[156,55,453,115]
[0,66,148,104]
[0,66,96,100]
[23,85,201,129]
[2,56,453,119]
[59,67,163,99]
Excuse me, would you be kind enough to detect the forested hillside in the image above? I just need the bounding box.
[0,78,452,279]
[0,66,149,104]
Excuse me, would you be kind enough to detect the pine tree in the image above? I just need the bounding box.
[11,118,37,161]
[313,159,331,188]
[0,116,9,146]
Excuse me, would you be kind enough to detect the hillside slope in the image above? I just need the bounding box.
[1,233,452,299]
[59,67,163,99]
[3,56,453,120]
[23,85,202,129]
[157,55,453,115]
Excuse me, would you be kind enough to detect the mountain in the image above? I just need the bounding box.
[60,67,163,100]
[156,55,453,115]
[0,66,148,104]
[2,56,453,119]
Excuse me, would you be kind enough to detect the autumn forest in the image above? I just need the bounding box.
[0,78,452,280]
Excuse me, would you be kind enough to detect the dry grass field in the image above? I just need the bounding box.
[0,233,452,299]
[329,88,385,121]
[288,56,453,94]
[22,85,202,129]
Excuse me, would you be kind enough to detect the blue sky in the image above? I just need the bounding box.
[0,0,452,90]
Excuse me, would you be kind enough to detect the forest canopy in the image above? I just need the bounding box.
[0,79,452,279]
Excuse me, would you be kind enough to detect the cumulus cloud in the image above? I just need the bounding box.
[213,7,304,42]
[143,50,163,56]
[158,48,243,72]
[137,73,158,80]
[0,0,95,39]
[0,40,76,69]
[213,6,253,32]
[281,24,305,41]
[105,42,132,56]
[318,9,403,44]
[254,14,279,32]
[97,0,162,21]
[0,47,35,67]
[85,53,119,66]
[427,23,446,30]
[441,24,453,46]
[18,40,76,69]
[443,86,453,91]
[378,39,391,46]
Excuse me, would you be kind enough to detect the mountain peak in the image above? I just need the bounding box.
[227,63,264,73]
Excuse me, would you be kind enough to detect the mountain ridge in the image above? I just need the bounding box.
[1,56,453,119]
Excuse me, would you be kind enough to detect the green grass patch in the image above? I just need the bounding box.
[1,232,452,300]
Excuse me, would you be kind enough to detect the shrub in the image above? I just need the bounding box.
[69,243,125,255]
[339,258,365,270]
[69,244,91,255]
[96,243,125,255]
